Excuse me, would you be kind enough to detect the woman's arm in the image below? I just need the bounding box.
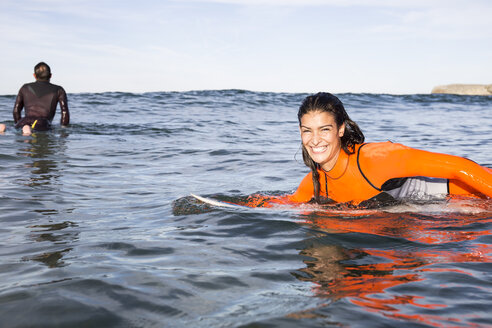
[362,142,492,198]
[287,172,315,203]
[406,150,492,197]
[242,172,315,207]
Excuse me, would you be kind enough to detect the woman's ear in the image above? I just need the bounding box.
[338,123,346,137]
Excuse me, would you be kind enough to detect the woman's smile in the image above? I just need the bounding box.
[311,146,328,153]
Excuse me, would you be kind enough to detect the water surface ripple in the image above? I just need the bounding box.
[0,91,491,327]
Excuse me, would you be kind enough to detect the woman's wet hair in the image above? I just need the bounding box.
[297,92,365,203]
[34,62,52,81]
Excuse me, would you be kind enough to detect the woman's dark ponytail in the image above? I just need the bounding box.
[301,146,321,203]
[341,118,364,154]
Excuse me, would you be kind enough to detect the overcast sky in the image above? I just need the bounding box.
[1,0,491,95]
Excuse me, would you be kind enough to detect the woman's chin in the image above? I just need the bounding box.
[310,155,328,166]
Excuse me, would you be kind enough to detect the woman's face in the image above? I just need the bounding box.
[300,110,345,171]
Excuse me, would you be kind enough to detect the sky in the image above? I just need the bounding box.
[1,0,491,95]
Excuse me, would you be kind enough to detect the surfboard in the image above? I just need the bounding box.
[190,193,250,209]
[189,193,382,218]
[190,193,491,216]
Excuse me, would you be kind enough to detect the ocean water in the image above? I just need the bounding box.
[0,90,491,328]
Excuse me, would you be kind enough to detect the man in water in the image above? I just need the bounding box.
[12,62,70,135]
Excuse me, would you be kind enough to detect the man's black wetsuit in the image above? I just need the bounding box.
[13,80,70,131]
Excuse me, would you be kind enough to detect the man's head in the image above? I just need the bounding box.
[34,62,52,81]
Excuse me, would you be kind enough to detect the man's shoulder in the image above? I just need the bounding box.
[18,82,34,94]
[47,81,62,88]
[49,82,66,92]
[21,81,36,88]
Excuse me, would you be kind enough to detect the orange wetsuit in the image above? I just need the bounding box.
[276,142,492,205]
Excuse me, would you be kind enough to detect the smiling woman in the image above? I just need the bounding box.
[296,92,364,203]
[292,92,492,205]
[247,92,492,207]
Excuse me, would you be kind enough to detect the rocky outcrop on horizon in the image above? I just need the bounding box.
[431,84,492,95]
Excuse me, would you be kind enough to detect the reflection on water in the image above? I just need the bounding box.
[16,131,76,268]
[27,247,73,268]
[24,221,78,268]
[295,204,492,327]
[29,221,78,243]
[17,131,68,187]
[175,195,492,326]
[303,197,492,244]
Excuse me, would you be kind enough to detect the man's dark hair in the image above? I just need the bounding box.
[34,62,52,81]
